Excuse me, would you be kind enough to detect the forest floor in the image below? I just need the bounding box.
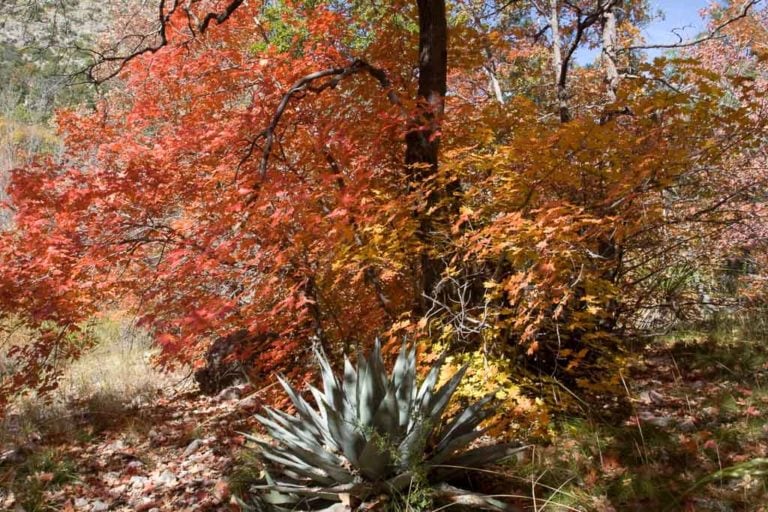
[0,384,263,511]
[1,331,768,511]
[511,333,768,511]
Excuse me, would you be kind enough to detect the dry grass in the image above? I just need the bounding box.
[1,312,189,446]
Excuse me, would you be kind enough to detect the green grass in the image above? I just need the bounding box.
[0,448,78,512]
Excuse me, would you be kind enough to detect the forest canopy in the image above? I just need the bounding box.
[0,0,767,408]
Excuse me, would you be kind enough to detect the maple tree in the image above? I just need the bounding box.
[1,0,767,404]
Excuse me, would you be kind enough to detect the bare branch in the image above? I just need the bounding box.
[85,0,249,83]
[198,0,245,33]
[619,0,762,53]
[240,59,400,178]
[86,0,179,83]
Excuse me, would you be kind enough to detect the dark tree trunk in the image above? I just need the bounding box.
[406,0,448,310]
[405,0,447,174]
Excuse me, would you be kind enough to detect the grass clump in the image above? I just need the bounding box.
[0,448,78,512]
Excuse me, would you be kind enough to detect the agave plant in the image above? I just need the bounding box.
[241,341,523,511]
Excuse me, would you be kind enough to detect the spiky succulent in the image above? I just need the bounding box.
[242,341,522,511]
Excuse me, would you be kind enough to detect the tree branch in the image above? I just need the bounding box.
[239,59,400,178]
[619,0,762,53]
[85,0,179,83]
[84,0,250,83]
[198,0,245,33]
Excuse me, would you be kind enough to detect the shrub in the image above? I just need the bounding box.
[239,341,522,511]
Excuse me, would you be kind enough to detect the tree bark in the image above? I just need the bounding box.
[405,0,449,309]
[548,0,571,123]
[601,1,619,102]
[405,0,447,175]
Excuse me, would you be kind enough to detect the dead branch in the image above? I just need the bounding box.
[619,0,762,53]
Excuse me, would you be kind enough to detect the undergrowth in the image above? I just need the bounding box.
[0,448,78,512]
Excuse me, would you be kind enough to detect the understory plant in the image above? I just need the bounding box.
[240,341,522,511]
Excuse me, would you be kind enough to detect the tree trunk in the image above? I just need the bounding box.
[548,0,571,123]
[405,0,447,175]
[405,0,448,309]
[601,1,619,102]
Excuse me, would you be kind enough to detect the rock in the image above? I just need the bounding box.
[92,500,109,512]
[239,394,261,410]
[75,497,88,509]
[106,440,126,453]
[126,460,144,474]
[109,484,127,497]
[0,449,23,464]
[216,386,242,401]
[157,469,178,487]
[130,475,148,489]
[183,439,201,457]
[638,411,673,428]
[678,417,697,432]
[649,417,673,428]
[134,498,158,512]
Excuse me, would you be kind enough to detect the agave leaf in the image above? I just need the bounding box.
[308,385,328,419]
[342,356,358,414]
[423,363,468,427]
[413,352,448,424]
[254,448,336,485]
[308,386,342,451]
[281,468,317,482]
[357,437,393,481]
[260,489,301,506]
[392,344,416,430]
[434,392,497,454]
[429,428,487,466]
[382,470,417,494]
[370,381,401,440]
[276,376,327,439]
[320,394,365,465]
[437,443,528,471]
[315,346,344,411]
[255,414,349,474]
[397,420,431,470]
[368,339,388,400]
[245,436,334,479]
[358,382,403,480]
[263,407,327,448]
[251,441,329,476]
[255,411,323,454]
[391,343,409,389]
[260,451,348,487]
[356,352,381,428]
[359,340,390,428]
[355,350,368,418]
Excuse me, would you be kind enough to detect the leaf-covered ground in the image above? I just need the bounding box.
[1,386,262,511]
[2,334,768,511]
[512,335,768,511]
